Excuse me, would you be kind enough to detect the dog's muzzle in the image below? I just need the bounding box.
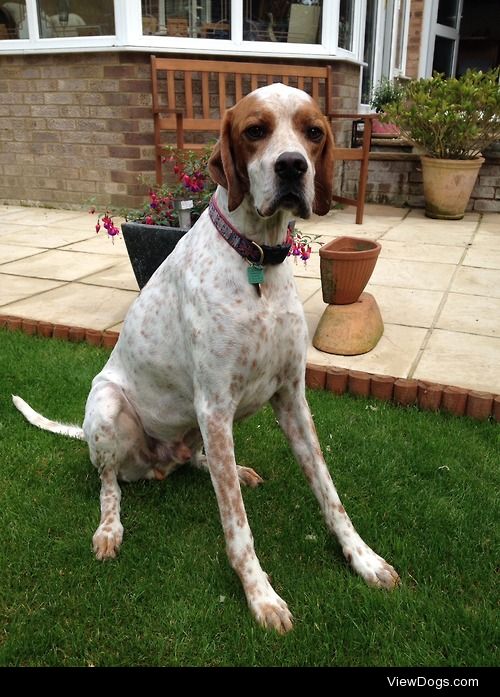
[267,151,310,218]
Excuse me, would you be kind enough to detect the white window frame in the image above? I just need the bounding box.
[420,0,464,78]
[358,0,411,109]
[0,0,366,63]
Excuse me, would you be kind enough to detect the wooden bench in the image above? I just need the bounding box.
[151,56,374,224]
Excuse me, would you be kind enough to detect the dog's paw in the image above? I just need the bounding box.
[248,587,293,634]
[237,466,264,488]
[344,544,400,590]
[92,523,124,560]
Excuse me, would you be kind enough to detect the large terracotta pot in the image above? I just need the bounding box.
[420,155,484,220]
[121,222,188,289]
[319,236,382,305]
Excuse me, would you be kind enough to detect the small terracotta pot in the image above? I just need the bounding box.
[325,367,348,395]
[348,370,371,397]
[305,364,326,390]
[370,374,394,401]
[441,386,468,417]
[394,378,418,406]
[319,236,381,305]
[466,391,493,421]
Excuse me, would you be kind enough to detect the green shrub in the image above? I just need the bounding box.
[380,68,500,159]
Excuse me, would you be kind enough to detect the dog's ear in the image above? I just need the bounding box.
[208,109,247,211]
[313,118,335,216]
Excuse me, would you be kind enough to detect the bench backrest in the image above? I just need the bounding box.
[151,56,333,149]
[150,55,372,224]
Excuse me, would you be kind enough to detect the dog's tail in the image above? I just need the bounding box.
[12,395,85,440]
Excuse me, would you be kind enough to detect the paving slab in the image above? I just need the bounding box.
[1,249,124,282]
[1,282,138,331]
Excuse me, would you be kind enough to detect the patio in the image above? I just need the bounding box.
[0,202,499,395]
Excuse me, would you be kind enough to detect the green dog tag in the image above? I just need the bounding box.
[247,264,264,285]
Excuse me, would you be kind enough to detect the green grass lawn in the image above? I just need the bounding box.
[0,329,498,667]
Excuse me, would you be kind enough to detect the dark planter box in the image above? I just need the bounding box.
[122,222,189,289]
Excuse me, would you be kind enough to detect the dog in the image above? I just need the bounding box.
[13,83,399,633]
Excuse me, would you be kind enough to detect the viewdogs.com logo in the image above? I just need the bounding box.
[387,676,479,689]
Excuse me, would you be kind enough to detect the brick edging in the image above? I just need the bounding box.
[1,314,498,422]
[306,364,499,423]
[0,315,119,349]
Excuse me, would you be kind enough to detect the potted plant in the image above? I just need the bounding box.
[92,145,215,288]
[380,68,500,219]
[369,77,404,136]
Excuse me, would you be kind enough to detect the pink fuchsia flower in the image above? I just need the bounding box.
[100,214,120,241]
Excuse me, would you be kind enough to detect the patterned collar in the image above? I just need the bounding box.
[209,196,292,266]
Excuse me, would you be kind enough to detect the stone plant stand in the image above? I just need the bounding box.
[313,236,383,356]
[313,292,384,355]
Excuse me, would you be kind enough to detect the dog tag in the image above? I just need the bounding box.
[247,264,264,285]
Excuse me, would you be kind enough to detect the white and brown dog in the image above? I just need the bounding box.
[13,84,399,633]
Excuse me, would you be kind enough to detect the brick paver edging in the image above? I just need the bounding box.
[1,314,499,423]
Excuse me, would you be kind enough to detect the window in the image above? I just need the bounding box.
[37,0,115,38]
[243,0,322,45]
[0,0,27,38]
[361,0,378,104]
[338,0,354,51]
[141,0,231,39]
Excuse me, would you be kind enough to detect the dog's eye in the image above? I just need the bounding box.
[245,125,267,140]
[307,126,324,142]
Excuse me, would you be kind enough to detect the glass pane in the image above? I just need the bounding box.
[338,0,354,51]
[0,0,27,39]
[37,0,115,38]
[437,0,460,28]
[394,0,408,72]
[243,0,322,44]
[142,1,231,39]
[433,35,455,76]
[361,0,378,104]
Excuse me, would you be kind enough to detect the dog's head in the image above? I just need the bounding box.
[208,83,334,218]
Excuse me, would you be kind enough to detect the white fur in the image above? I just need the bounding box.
[13,84,399,633]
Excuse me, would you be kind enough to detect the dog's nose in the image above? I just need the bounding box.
[274,152,308,180]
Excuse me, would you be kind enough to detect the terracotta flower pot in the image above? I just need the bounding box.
[420,156,484,220]
[319,237,381,305]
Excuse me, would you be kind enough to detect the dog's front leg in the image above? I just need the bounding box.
[198,408,293,633]
[271,388,400,590]
[92,468,124,560]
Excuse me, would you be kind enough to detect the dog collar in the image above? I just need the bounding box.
[209,196,292,266]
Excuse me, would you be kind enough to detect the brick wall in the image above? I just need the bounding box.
[342,151,500,212]
[0,52,361,212]
[406,0,425,79]
[0,52,155,210]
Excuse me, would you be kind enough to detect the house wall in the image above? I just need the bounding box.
[406,0,425,79]
[343,151,500,212]
[0,51,361,211]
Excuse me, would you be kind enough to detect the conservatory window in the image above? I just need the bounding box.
[361,0,378,104]
[0,0,27,38]
[242,0,322,45]
[37,0,115,38]
[337,0,354,51]
[141,0,231,39]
